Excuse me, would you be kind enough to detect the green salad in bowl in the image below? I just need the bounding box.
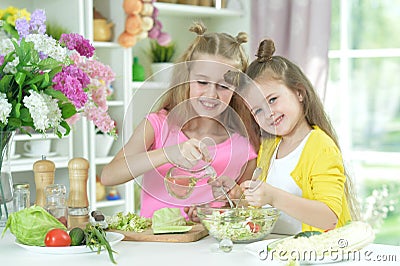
[197,201,280,243]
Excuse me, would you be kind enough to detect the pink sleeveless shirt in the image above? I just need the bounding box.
[139,110,257,218]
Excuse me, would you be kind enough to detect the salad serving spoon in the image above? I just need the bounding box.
[220,187,235,209]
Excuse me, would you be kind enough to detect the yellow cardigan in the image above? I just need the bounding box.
[257,126,351,232]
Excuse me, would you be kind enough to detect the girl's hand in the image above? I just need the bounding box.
[240,180,274,207]
[208,176,241,200]
[184,206,200,223]
[163,138,211,169]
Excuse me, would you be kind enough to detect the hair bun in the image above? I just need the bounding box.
[224,70,240,87]
[256,39,275,63]
[189,21,207,36]
[235,32,248,44]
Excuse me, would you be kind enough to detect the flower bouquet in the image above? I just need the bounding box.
[0,7,117,221]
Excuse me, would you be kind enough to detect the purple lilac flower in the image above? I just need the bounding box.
[62,64,91,87]
[15,9,46,39]
[0,55,4,66]
[52,65,90,108]
[29,9,47,35]
[15,19,30,39]
[39,51,48,60]
[60,33,95,58]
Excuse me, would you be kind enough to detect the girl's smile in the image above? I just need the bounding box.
[198,96,221,110]
[270,113,284,127]
[188,55,237,117]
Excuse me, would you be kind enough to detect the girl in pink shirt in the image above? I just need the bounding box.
[101,22,259,218]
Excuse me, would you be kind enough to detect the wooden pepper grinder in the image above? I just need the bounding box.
[33,156,55,207]
[67,157,90,229]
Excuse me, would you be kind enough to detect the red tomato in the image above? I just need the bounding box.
[45,229,71,247]
[247,222,260,233]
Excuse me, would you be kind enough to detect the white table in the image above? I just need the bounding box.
[1,229,399,265]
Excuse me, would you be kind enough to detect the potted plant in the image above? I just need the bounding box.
[95,125,116,157]
[148,40,176,82]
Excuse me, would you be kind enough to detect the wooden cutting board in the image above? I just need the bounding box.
[109,224,208,243]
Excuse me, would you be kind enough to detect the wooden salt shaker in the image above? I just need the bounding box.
[33,157,55,207]
[67,157,90,228]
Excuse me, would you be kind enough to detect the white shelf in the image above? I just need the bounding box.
[132,81,168,90]
[155,2,242,17]
[107,100,124,107]
[96,199,126,208]
[10,156,70,172]
[93,41,121,48]
[13,133,62,141]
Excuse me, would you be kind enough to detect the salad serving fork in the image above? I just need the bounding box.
[235,167,262,209]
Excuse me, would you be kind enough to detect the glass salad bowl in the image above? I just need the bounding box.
[197,201,280,243]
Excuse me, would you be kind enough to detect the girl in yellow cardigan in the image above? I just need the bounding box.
[238,39,359,234]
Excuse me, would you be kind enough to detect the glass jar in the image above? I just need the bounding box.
[164,165,216,199]
[45,184,68,227]
[13,183,30,212]
[68,207,89,229]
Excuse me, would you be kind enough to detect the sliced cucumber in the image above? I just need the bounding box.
[152,225,192,234]
[294,230,322,239]
[266,236,294,251]
[267,232,322,251]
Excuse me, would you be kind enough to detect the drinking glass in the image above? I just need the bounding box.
[45,184,68,227]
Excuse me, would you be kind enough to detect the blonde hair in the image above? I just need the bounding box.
[156,22,260,150]
[246,39,359,220]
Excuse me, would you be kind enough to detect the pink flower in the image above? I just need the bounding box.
[52,65,90,108]
[85,105,116,134]
[89,80,108,110]
[70,53,115,85]
[60,33,95,58]
[64,52,117,136]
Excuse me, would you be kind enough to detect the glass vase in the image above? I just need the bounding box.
[0,131,15,227]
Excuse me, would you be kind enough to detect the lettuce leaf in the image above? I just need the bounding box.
[1,205,66,246]
[151,208,187,228]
